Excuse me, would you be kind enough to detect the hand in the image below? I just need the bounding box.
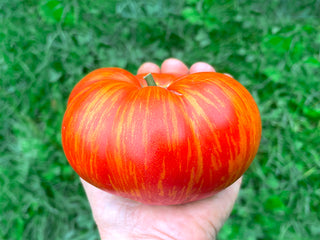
[81,58,242,240]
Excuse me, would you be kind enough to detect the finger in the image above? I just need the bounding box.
[184,177,242,234]
[189,62,216,74]
[204,177,242,231]
[137,62,161,74]
[160,58,189,75]
[224,73,233,78]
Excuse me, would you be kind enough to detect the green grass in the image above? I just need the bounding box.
[1,0,319,239]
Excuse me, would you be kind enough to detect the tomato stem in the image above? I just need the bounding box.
[144,73,157,87]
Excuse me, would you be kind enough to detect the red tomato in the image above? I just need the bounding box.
[61,68,262,205]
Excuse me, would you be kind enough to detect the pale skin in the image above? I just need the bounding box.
[81,58,242,240]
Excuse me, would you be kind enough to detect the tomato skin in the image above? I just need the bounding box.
[61,67,262,205]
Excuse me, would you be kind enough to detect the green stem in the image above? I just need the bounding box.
[144,73,157,87]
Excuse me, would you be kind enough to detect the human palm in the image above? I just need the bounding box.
[81,58,242,240]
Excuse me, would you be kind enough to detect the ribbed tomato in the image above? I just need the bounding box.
[61,67,261,205]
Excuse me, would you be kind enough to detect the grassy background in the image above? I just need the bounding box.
[1,0,320,239]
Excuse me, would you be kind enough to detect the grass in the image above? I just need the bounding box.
[1,0,319,239]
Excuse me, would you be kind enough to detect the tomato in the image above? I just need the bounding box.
[61,67,261,205]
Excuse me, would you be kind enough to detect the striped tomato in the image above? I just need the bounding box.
[61,68,261,205]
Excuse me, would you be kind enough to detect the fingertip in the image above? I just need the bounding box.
[233,176,243,189]
[223,73,233,78]
[137,62,161,74]
[189,62,215,74]
[161,58,189,75]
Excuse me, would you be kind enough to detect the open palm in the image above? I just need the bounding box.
[81,58,242,240]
